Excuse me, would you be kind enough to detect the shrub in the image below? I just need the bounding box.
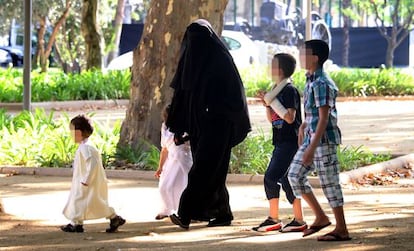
[1,67,413,102]
[229,130,391,175]
[0,68,131,102]
[0,109,158,170]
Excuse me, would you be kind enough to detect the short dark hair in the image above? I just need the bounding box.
[304,39,329,66]
[273,53,296,78]
[70,115,93,138]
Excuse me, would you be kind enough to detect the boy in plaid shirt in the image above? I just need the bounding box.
[288,40,351,241]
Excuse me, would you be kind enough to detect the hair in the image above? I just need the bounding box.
[70,115,94,138]
[304,39,329,66]
[162,104,171,122]
[273,53,296,78]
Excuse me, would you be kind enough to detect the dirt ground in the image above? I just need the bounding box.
[1,99,414,250]
[1,174,414,251]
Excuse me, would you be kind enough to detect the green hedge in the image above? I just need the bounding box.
[0,68,130,102]
[1,67,413,102]
[240,66,414,97]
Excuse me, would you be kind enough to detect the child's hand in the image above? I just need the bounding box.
[155,169,162,178]
[256,91,267,106]
[256,91,265,99]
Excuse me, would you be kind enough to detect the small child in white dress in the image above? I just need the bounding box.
[154,105,193,220]
[61,115,125,233]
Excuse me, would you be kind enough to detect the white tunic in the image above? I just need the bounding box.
[158,123,193,216]
[63,140,115,222]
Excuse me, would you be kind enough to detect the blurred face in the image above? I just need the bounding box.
[70,124,83,143]
[271,58,282,83]
[300,47,318,72]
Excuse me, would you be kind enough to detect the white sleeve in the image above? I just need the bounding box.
[269,98,288,118]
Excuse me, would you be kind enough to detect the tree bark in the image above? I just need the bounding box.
[81,0,104,70]
[119,0,228,150]
[106,0,125,66]
[35,17,46,70]
[342,0,350,67]
[385,35,397,68]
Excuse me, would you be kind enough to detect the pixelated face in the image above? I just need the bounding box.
[300,47,318,71]
[271,58,282,82]
[69,124,83,144]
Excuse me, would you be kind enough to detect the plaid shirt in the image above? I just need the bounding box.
[303,68,341,145]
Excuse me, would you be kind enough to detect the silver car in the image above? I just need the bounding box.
[0,48,13,68]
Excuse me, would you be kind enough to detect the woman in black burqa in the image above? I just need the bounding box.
[166,19,251,229]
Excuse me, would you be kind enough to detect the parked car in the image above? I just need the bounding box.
[0,46,24,67]
[107,30,260,71]
[221,30,260,69]
[0,48,13,68]
[107,51,133,70]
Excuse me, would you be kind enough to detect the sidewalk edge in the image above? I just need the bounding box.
[1,153,413,187]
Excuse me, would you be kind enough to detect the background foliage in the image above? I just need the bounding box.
[1,67,414,102]
[0,108,391,174]
[0,68,130,102]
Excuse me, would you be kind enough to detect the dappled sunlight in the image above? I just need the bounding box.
[1,175,414,250]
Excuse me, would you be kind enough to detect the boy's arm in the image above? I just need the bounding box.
[81,155,98,186]
[302,105,329,166]
[283,108,296,124]
[298,122,307,146]
[155,147,168,178]
[257,91,273,123]
[265,106,273,122]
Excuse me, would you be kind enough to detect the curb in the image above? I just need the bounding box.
[3,96,414,111]
[1,153,413,187]
[0,165,320,187]
[0,100,129,111]
[339,153,414,184]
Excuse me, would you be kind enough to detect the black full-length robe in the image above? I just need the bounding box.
[166,19,251,223]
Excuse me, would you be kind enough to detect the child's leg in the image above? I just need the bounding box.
[331,206,349,236]
[288,144,313,196]
[289,144,330,227]
[280,175,304,222]
[316,144,349,237]
[301,192,330,226]
[268,198,280,219]
[265,142,296,219]
[263,147,283,219]
[292,199,304,222]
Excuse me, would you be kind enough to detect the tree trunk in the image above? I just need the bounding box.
[38,0,72,73]
[342,0,350,67]
[119,0,228,150]
[106,0,125,66]
[35,17,47,71]
[385,36,396,68]
[81,0,104,70]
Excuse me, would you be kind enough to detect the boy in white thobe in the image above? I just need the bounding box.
[61,115,125,233]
